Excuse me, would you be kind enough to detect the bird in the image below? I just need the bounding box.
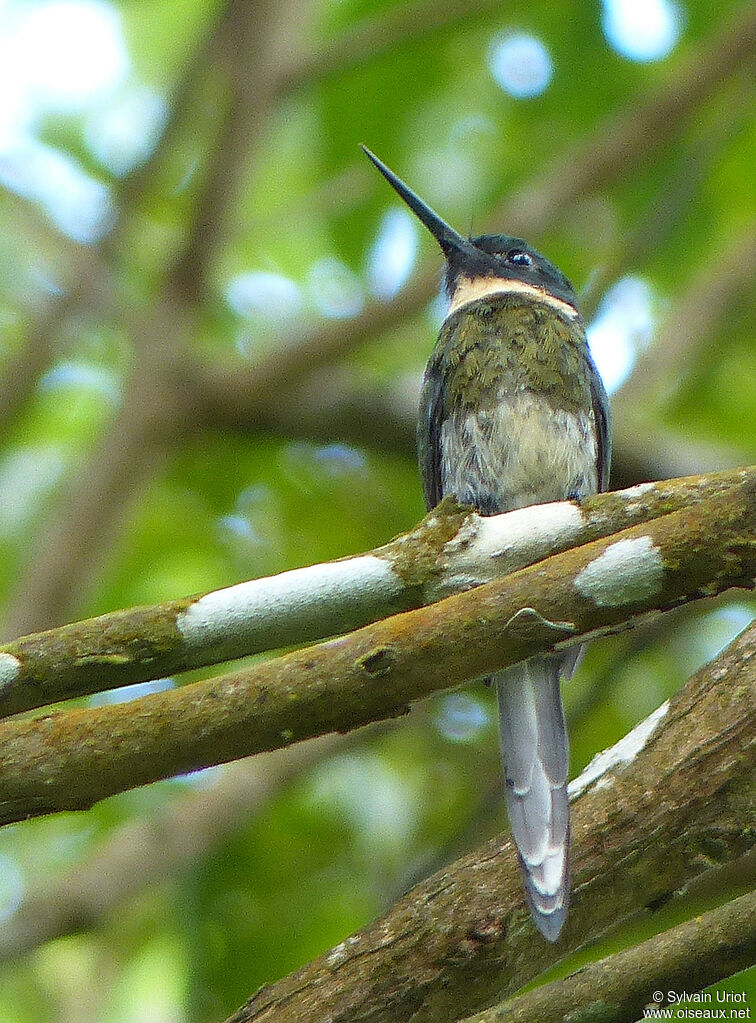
[361,145,610,941]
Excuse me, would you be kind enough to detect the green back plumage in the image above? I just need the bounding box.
[433,296,593,413]
[418,295,610,510]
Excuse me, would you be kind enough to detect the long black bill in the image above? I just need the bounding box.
[361,145,472,257]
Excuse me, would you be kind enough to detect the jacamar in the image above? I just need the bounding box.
[362,146,611,941]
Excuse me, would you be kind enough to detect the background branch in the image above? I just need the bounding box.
[4,2,751,642]
[0,1,238,436]
[0,0,305,639]
[279,0,506,91]
[196,5,756,428]
[0,733,347,965]
[236,363,752,491]
[1,2,754,1018]
[614,224,756,413]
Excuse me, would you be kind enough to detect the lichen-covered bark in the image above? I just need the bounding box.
[0,467,751,719]
[225,623,756,1023]
[0,603,193,718]
[0,473,753,826]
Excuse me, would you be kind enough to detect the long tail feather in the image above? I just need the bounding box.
[495,654,572,941]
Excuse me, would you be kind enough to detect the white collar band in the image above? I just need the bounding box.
[446,277,579,320]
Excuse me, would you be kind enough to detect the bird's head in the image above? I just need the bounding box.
[361,146,578,316]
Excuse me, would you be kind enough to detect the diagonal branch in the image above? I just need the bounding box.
[223,622,756,1023]
[225,360,752,493]
[459,889,756,1023]
[0,0,305,639]
[278,0,506,91]
[614,223,756,414]
[498,3,756,237]
[0,0,531,441]
[0,468,749,719]
[6,2,753,640]
[0,469,753,825]
[0,2,237,435]
[169,0,303,296]
[0,733,346,965]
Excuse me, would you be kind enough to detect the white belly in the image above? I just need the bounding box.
[440,391,598,513]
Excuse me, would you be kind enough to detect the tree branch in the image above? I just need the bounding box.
[0,470,753,825]
[0,0,303,639]
[0,1,237,436]
[196,1,756,425]
[223,622,756,1022]
[278,0,505,92]
[0,733,345,965]
[0,0,521,442]
[235,362,752,490]
[0,468,749,719]
[169,0,303,296]
[459,889,756,1023]
[498,3,756,238]
[6,3,752,640]
[614,224,756,415]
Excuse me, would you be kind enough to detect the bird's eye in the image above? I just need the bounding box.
[507,249,533,266]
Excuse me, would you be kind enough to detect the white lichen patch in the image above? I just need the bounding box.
[569,700,670,799]
[574,535,663,607]
[325,934,360,967]
[177,556,402,649]
[326,941,348,966]
[619,482,655,500]
[476,502,584,559]
[436,501,584,596]
[0,651,21,696]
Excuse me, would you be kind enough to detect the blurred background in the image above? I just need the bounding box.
[0,0,754,1019]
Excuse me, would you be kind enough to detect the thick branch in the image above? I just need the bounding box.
[0,468,749,718]
[224,623,756,1023]
[0,471,753,825]
[459,890,756,1023]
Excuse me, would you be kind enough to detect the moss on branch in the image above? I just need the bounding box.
[0,467,751,719]
[0,470,753,826]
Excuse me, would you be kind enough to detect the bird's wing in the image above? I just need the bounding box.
[589,359,611,491]
[417,358,445,510]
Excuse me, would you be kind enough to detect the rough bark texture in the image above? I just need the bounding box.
[224,623,756,1023]
[0,467,750,719]
[461,889,756,1023]
[0,474,753,826]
